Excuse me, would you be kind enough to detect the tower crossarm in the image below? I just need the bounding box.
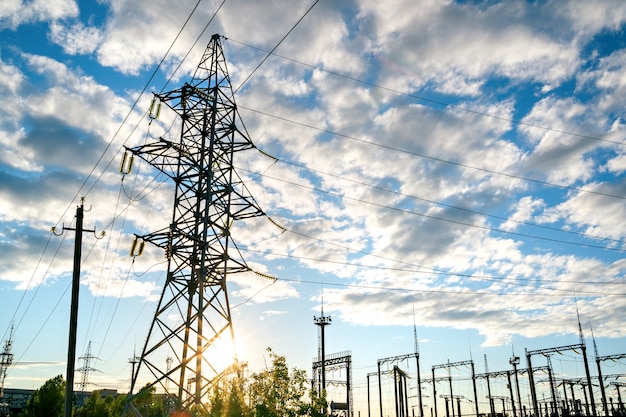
[597,353,626,362]
[515,365,550,376]
[475,370,513,379]
[377,352,418,366]
[526,344,584,356]
[433,360,473,370]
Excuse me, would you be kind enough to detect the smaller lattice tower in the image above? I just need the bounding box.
[0,326,14,399]
[77,341,98,392]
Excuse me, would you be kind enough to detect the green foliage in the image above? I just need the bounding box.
[248,348,326,417]
[224,376,247,417]
[75,391,109,417]
[20,374,65,417]
[74,391,127,417]
[20,349,324,417]
[130,384,164,417]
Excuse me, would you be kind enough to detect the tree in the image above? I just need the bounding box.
[203,365,250,417]
[75,391,108,417]
[248,348,326,417]
[20,375,65,417]
[224,375,248,417]
[131,385,164,417]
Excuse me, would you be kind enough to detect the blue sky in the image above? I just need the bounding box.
[1,0,626,415]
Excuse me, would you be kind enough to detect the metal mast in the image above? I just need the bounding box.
[127,34,263,410]
[77,341,98,392]
[0,325,14,399]
[314,295,331,396]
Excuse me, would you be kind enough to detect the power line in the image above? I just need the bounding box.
[264,275,626,298]
[3,0,218,361]
[226,37,625,148]
[260,156,625,246]
[232,0,320,94]
[238,167,626,252]
[240,246,626,289]
[240,105,626,201]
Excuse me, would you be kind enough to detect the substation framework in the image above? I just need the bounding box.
[125,34,265,412]
[373,344,624,417]
[367,353,421,417]
[432,360,479,417]
[313,351,353,417]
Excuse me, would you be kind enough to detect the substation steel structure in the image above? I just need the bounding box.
[474,368,517,417]
[369,353,421,417]
[432,360,479,417]
[596,353,626,416]
[312,351,353,417]
[526,344,595,417]
[477,363,553,417]
[609,382,626,413]
[126,34,264,412]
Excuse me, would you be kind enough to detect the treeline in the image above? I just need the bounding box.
[18,348,326,417]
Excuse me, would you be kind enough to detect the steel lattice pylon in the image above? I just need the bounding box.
[127,34,263,410]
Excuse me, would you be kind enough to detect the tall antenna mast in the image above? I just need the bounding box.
[575,298,585,346]
[413,303,419,355]
[314,291,331,398]
[126,34,264,412]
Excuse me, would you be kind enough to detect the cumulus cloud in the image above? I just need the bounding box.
[0,0,78,29]
[2,1,626,378]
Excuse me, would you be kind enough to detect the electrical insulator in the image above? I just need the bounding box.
[120,151,134,175]
[130,236,138,256]
[148,97,162,119]
[137,240,145,256]
[130,236,145,257]
[148,97,156,116]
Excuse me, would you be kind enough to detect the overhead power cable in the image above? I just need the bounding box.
[232,0,320,94]
[239,167,626,253]
[267,275,626,298]
[239,105,626,201]
[227,37,625,148]
[239,246,626,290]
[58,0,207,226]
[261,156,625,246]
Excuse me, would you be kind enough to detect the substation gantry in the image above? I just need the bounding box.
[312,351,353,417]
[526,344,595,417]
[369,353,421,417]
[124,34,265,413]
[432,360,479,417]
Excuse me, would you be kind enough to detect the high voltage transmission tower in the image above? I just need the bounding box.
[0,325,14,400]
[125,34,265,412]
[77,341,98,393]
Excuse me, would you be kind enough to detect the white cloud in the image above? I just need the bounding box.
[500,196,544,231]
[2,0,626,375]
[49,21,103,55]
[0,0,78,29]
